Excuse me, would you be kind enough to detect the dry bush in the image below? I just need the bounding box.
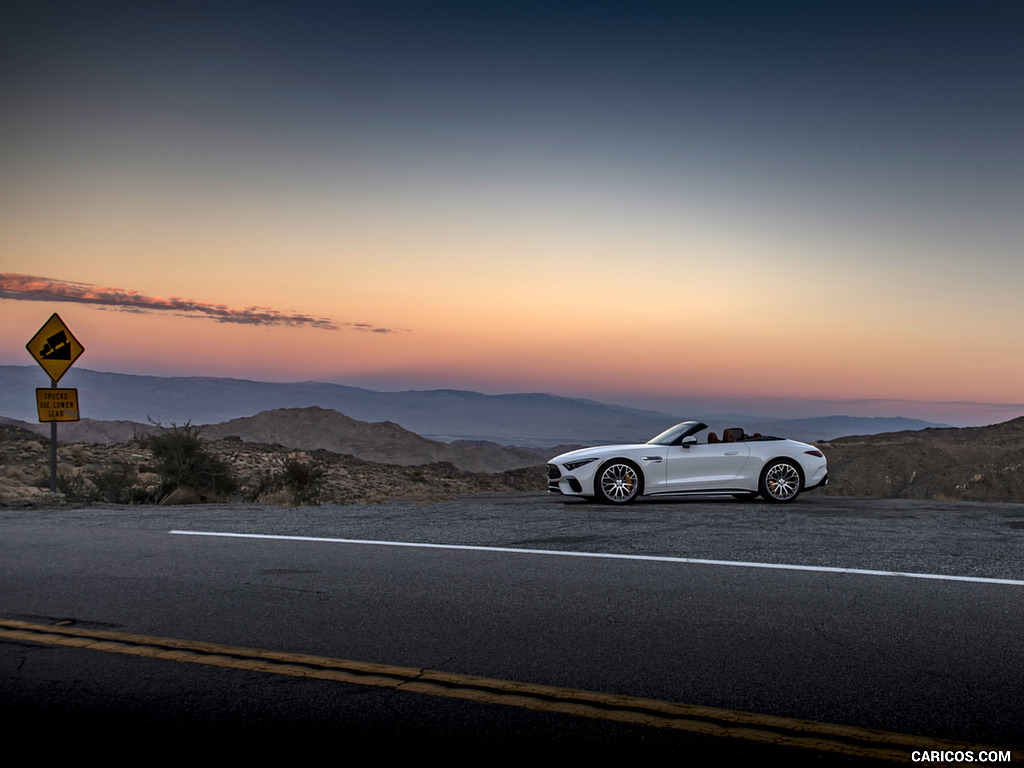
[143,422,237,502]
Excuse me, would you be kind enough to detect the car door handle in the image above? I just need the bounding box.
[725,450,739,455]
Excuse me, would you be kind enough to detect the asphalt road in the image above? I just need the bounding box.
[2,493,1023,762]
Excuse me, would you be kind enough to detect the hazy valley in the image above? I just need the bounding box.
[1,365,946,445]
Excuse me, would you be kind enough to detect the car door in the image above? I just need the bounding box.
[664,442,751,491]
[635,446,669,492]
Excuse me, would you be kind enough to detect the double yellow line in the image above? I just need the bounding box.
[1,619,1016,762]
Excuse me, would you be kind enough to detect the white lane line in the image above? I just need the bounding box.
[168,530,1024,587]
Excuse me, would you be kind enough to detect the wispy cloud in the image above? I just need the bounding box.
[0,274,400,333]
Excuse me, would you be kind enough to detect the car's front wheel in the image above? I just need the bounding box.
[594,460,643,504]
[759,459,803,503]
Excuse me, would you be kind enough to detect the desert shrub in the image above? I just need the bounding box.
[92,462,134,503]
[278,457,326,505]
[250,457,326,505]
[33,467,85,498]
[68,446,89,467]
[143,422,237,500]
[92,462,154,504]
[248,468,279,502]
[57,468,86,499]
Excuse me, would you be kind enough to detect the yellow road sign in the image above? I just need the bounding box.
[26,313,84,383]
[36,388,80,422]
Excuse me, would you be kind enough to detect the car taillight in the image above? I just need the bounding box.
[804,450,824,457]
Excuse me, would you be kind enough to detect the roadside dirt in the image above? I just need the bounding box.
[0,422,544,507]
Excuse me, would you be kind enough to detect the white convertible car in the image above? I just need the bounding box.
[547,421,828,504]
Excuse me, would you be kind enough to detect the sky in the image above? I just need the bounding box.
[2,1,1022,426]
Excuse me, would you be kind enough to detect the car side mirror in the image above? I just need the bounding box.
[681,436,697,448]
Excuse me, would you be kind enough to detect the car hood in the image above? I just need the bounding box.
[551,444,650,462]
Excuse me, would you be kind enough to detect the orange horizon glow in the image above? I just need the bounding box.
[2,286,1021,410]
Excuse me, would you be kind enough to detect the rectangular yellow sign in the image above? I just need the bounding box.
[35,388,80,422]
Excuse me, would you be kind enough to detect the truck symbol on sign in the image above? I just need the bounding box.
[39,331,72,360]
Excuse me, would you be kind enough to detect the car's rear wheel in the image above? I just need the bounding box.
[594,460,642,504]
[759,459,802,503]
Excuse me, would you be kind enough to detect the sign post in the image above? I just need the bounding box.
[26,314,85,493]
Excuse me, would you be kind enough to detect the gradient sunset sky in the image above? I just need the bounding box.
[2,1,1022,425]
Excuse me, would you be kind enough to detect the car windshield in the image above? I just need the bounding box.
[646,421,707,445]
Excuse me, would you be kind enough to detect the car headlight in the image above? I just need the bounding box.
[563,457,598,471]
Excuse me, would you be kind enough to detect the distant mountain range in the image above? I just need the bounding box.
[0,407,580,473]
[0,365,948,445]
[200,407,553,472]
